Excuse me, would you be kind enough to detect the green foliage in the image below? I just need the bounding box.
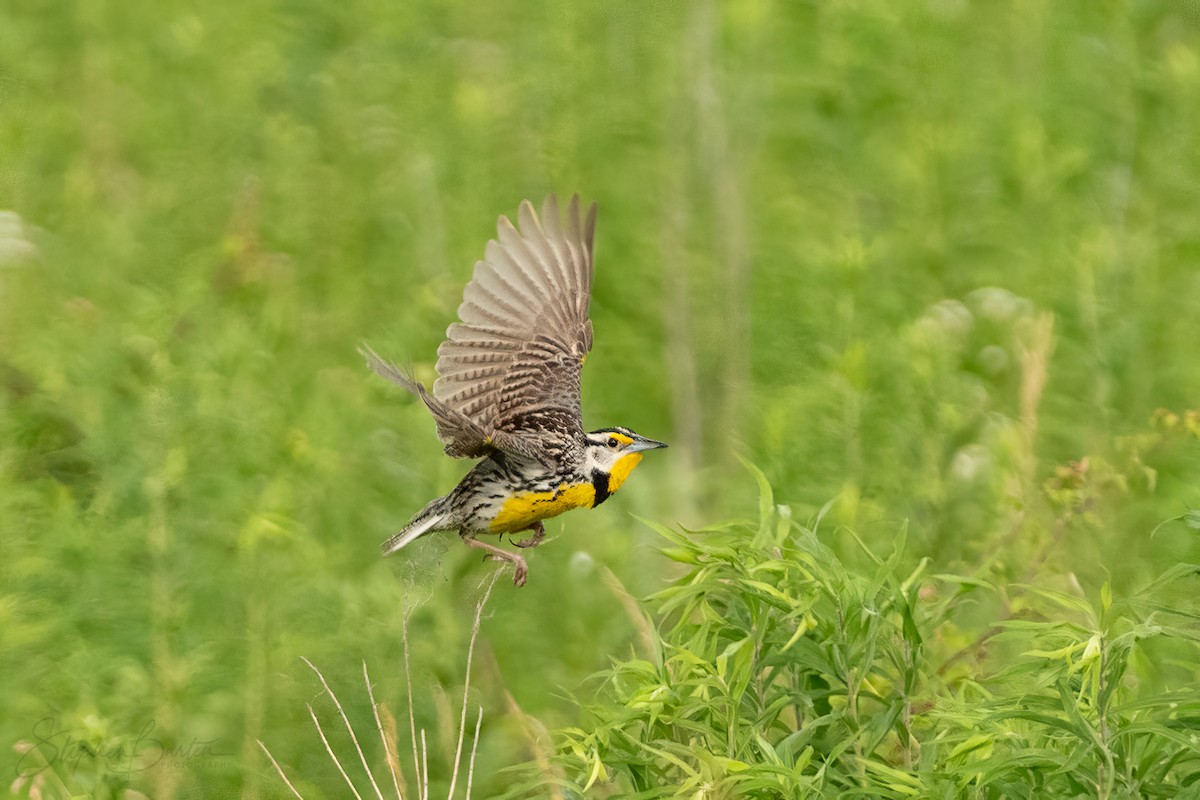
[534,468,1200,798]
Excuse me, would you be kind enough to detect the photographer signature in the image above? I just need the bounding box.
[15,718,228,777]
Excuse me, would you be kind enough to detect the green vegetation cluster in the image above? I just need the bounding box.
[527,467,1200,798]
[2,1,1200,798]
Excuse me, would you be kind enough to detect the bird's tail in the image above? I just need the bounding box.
[381,499,448,556]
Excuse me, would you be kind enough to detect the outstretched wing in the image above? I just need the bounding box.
[435,194,596,461]
[365,194,597,462]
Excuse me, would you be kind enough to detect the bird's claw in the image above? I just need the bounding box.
[479,552,528,586]
[514,522,546,549]
[462,532,530,587]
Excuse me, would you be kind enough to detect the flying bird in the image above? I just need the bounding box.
[362,195,666,586]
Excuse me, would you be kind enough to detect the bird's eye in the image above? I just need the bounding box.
[607,437,619,448]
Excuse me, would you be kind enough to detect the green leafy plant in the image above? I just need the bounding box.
[517,466,1200,798]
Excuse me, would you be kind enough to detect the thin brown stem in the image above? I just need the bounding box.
[464,706,483,800]
[420,730,429,800]
[307,703,365,800]
[364,661,404,799]
[447,569,501,798]
[402,604,422,796]
[257,740,307,800]
[303,658,385,800]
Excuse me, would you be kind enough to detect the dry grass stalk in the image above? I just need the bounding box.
[256,739,306,800]
[447,569,501,799]
[600,564,655,659]
[464,706,483,800]
[302,657,385,800]
[1018,311,1056,480]
[307,702,365,800]
[259,565,505,799]
[365,661,404,799]
[420,729,429,800]
[502,688,565,800]
[402,603,422,794]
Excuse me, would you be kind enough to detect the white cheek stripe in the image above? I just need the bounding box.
[583,446,617,473]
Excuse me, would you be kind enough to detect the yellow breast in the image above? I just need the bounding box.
[489,482,596,534]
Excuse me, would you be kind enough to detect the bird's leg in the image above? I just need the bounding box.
[461,532,528,587]
[513,521,546,549]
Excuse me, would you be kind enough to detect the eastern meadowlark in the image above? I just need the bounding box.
[362,195,666,586]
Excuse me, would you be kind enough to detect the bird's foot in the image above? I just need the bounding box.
[511,556,528,587]
[462,533,530,587]
[513,522,546,549]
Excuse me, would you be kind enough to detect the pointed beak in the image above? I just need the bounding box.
[628,437,668,453]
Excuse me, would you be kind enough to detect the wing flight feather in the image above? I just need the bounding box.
[366,195,597,461]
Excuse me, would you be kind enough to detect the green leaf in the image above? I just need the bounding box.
[635,515,698,549]
[859,758,923,794]
[750,733,784,766]
[1013,583,1098,622]
[1133,563,1200,596]
[658,547,701,565]
[948,733,993,761]
[737,455,775,535]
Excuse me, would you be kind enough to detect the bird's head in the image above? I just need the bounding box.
[583,426,667,504]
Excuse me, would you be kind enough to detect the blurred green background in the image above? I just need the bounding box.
[2,0,1199,797]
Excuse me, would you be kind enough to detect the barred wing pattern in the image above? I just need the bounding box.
[435,195,596,462]
[366,195,597,464]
